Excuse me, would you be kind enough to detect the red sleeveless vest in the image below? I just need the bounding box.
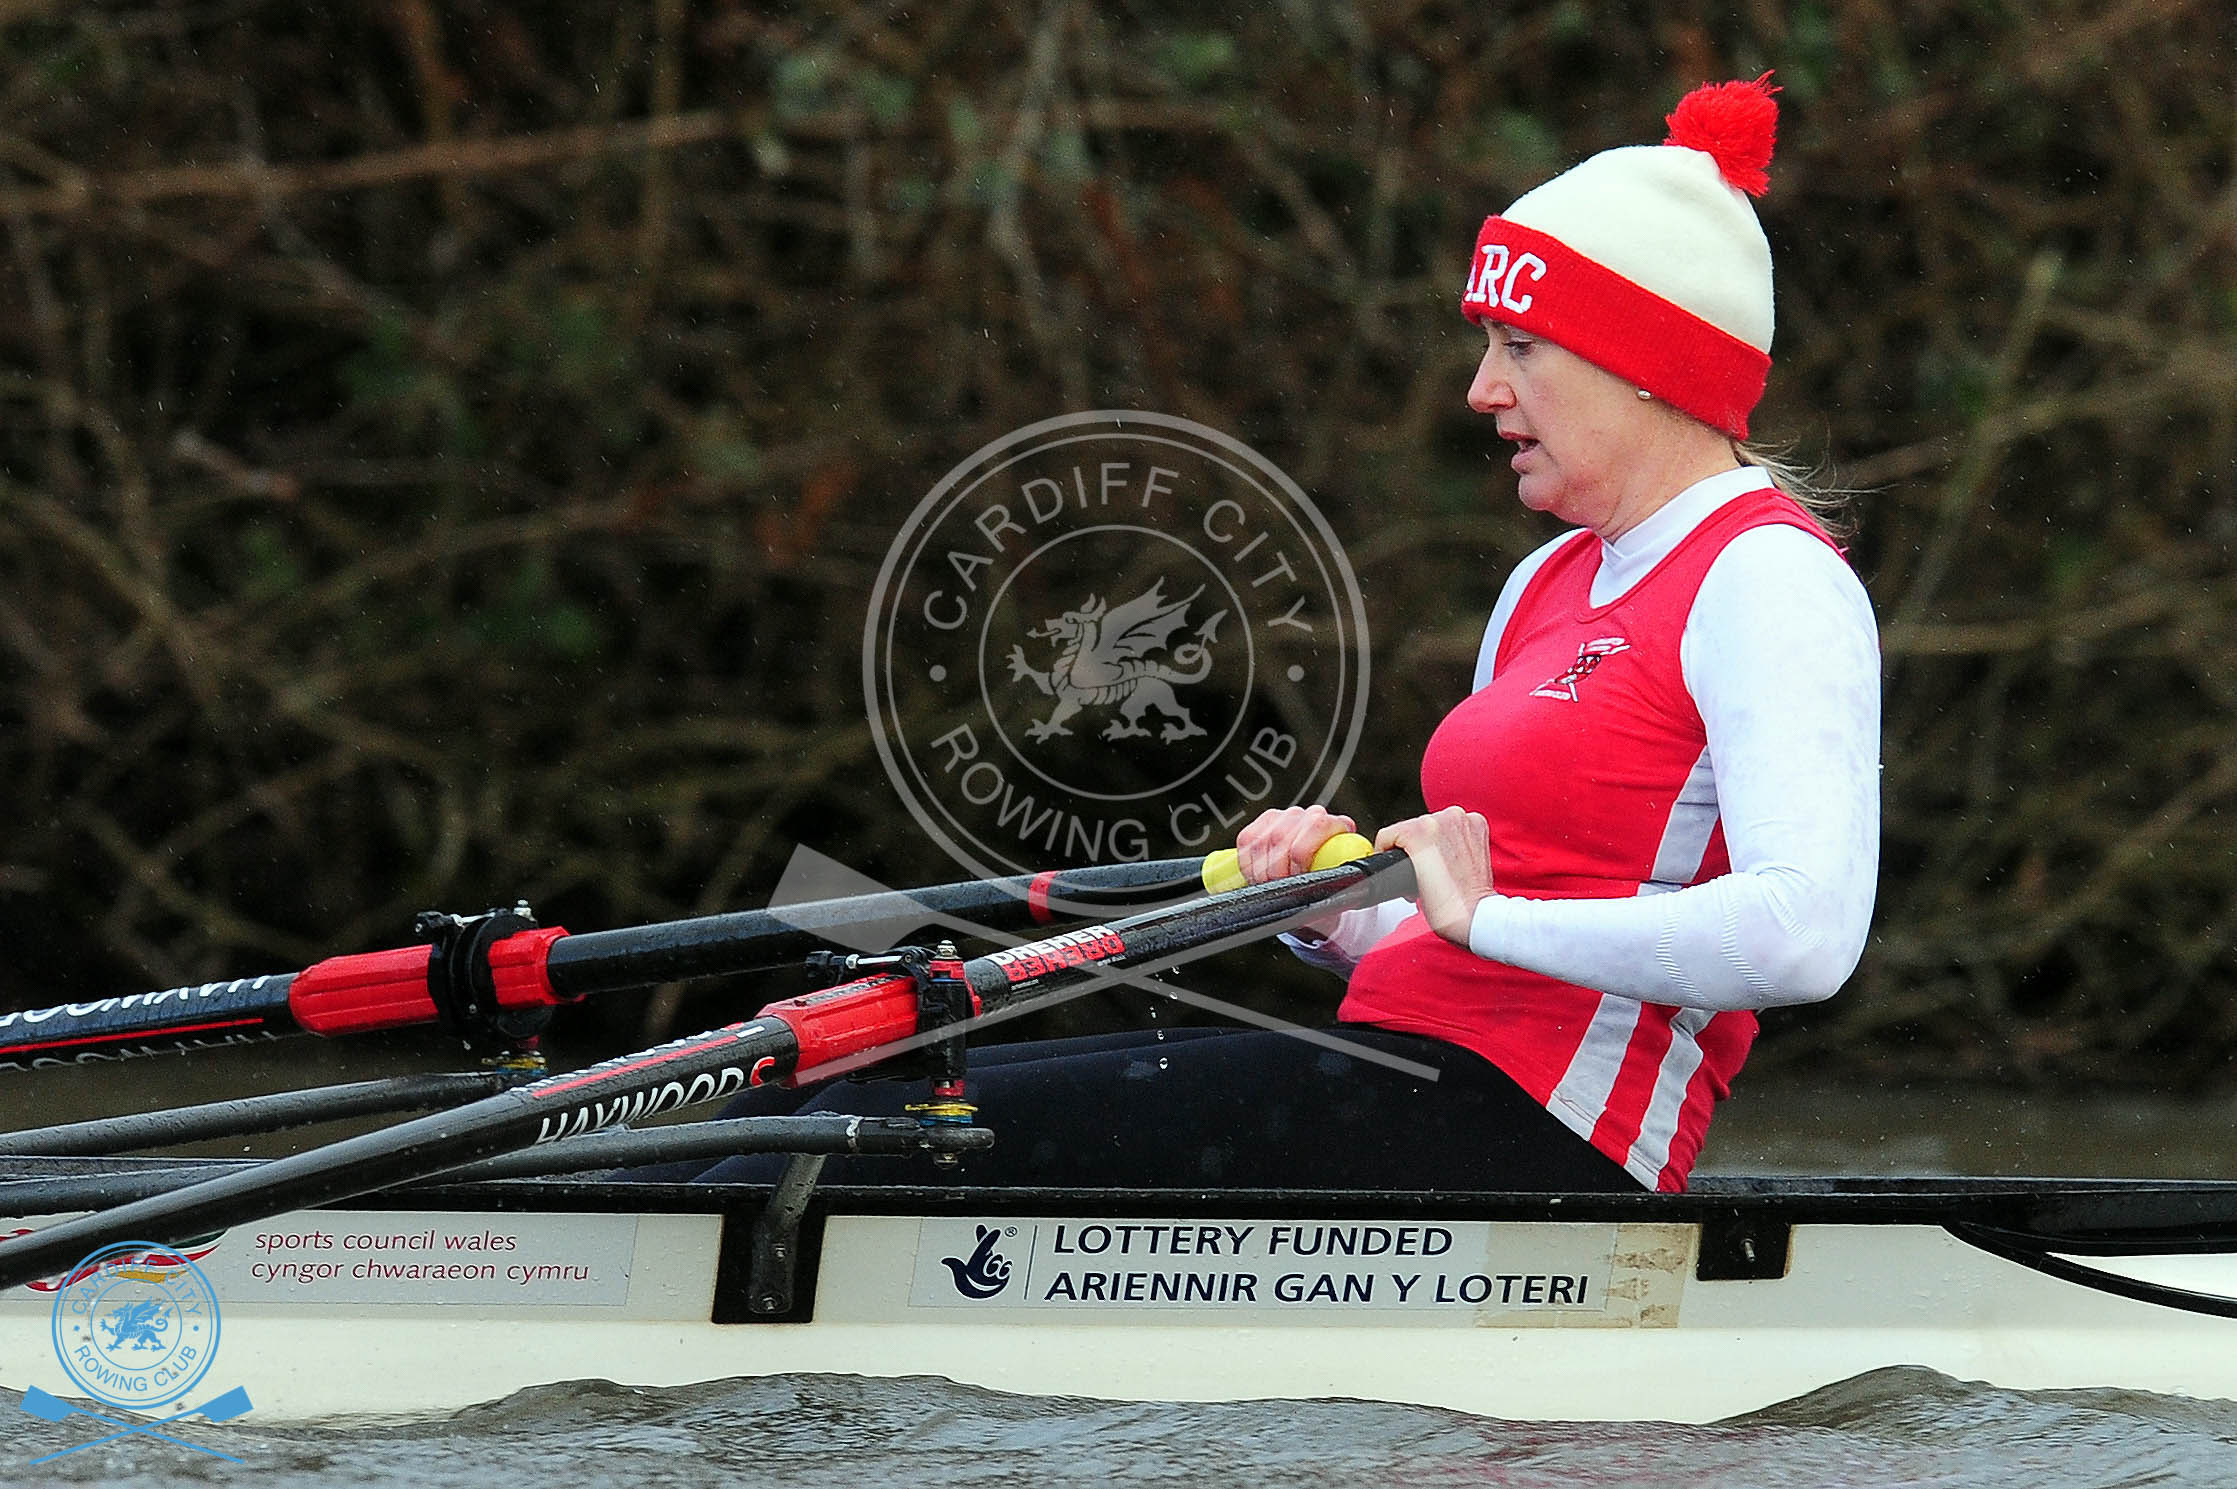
[1341,488,1841,1190]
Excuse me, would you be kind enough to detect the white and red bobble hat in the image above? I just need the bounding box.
[1460,75,1780,439]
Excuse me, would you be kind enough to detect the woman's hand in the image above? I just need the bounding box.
[1235,804,1358,885]
[1376,807,1494,947]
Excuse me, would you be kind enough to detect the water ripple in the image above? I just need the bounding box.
[9,1368,2237,1488]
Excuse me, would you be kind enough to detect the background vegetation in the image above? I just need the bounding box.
[2,1,2233,1086]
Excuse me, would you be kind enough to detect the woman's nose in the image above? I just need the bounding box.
[1467,349,1513,414]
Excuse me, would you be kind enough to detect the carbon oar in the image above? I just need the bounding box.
[0,1116,992,1212]
[0,1071,529,1157]
[0,850,1413,1290]
[0,857,1201,1073]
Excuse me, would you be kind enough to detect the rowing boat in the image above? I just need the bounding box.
[8,1164,2237,1422]
[5,851,2235,1425]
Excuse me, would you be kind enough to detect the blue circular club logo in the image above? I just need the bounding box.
[49,1241,222,1411]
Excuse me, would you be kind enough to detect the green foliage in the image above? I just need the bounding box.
[470,561,608,664]
[236,521,308,604]
[772,48,840,121]
[341,317,482,456]
[1483,112,1566,183]
[1153,32,1236,93]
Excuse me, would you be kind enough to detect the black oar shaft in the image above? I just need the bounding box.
[0,852,1411,1290]
[450,1114,993,1179]
[0,858,1203,1071]
[0,1017,806,1286]
[543,857,1201,996]
[0,1071,519,1157]
[760,850,1415,1079]
[0,974,300,1074]
[0,1116,990,1211]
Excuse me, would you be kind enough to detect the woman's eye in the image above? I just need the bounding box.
[1504,338,1534,356]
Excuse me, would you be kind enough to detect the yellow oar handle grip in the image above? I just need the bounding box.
[1200,831,1376,894]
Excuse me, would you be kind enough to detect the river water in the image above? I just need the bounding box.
[8,1050,2237,1484]
[9,1368,2237,1487]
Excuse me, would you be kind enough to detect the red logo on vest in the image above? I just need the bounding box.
[1530,637,1631,701]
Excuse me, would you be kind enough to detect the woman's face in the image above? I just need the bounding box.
[1466,323,1656,535]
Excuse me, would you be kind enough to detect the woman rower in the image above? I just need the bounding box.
[680,76,1878,1192]
[1244,74,1878,1191]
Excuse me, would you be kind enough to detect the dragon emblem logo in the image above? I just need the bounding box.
[1007,581,1227,743]
[866,411,1370,890]
[46,1239,226,1415]
[96,1299,172,1351]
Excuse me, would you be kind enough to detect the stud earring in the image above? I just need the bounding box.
[1636,389,1654,401]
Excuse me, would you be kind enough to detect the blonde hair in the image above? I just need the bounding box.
[1733,439,1856,540]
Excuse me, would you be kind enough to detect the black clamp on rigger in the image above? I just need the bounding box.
[901,942,977,1164]
[800,942,979,1156]
[800,943,973,1087]
[910,942,972,1087]
[414,902,550,1054]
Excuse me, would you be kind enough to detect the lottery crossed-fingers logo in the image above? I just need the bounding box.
[21,1239,253,1465]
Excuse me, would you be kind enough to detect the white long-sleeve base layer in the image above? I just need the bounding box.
[1298,467,1880,1014]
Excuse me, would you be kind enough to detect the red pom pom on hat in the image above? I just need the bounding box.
[1663,73,1780,198]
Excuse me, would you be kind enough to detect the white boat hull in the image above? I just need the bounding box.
[8,1178,2237,1422]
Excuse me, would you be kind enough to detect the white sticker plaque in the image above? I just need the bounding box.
[908,1217,1630,1322]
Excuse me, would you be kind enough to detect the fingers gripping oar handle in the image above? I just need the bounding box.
[0,850,1414,1291]
[1200,832,1377,895]
[0,858,1205,1072]
[986,846,1414,1007]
